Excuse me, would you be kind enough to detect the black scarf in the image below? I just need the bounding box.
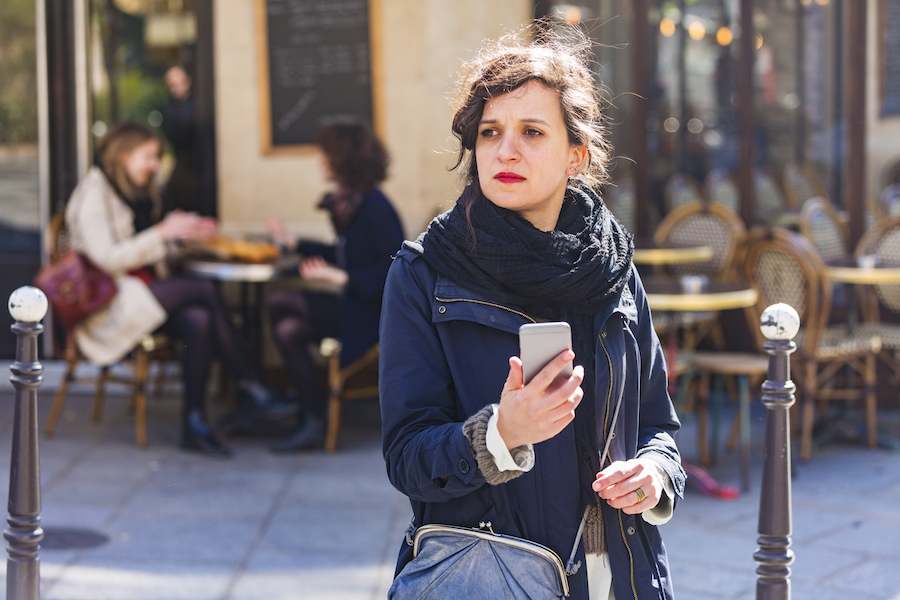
[415,183,634,508]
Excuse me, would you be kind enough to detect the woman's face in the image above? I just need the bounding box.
[475,81,585,231]
[121,139,161,189]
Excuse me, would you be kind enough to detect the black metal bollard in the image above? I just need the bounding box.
[6,286,48,600]
[755,303,799,600]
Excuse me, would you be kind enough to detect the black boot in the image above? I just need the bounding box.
[181,410,232,457]
[237,380,300,420]
[271,413,326,453]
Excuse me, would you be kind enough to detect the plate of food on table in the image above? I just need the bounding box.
[182,236,282,264]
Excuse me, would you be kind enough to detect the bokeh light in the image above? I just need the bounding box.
[688,21,706,41]
[660,18,676,37]
[716,27,733,46]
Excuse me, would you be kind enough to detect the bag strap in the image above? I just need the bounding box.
[564,389,625,576]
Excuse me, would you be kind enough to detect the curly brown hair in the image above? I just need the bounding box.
[315,119,389,193]
[450,21,611,203]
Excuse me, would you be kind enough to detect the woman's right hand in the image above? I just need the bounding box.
[496,350,584,449]
[156,211,218,241]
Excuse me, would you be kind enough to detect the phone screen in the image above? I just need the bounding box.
[519,322,573,385]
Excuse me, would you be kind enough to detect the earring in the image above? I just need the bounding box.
[567,167,577,175]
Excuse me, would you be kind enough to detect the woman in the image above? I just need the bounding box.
[266,119,404,452]
[380,25,685,599]
[65,121,296,457]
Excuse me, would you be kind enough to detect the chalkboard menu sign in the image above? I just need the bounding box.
[257,0,380,151]
[881,0,900,117]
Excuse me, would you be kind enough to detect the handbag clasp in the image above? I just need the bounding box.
[477,521,496,535]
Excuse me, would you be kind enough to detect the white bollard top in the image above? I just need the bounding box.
[8,286,49,324]
[760,303,800,341]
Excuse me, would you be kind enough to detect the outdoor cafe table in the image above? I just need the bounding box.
[825,258,900,285]
[643,278,759,313]
[643,277,759,499]
[632,243,714,267]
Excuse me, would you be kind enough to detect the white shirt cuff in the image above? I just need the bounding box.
[486,404,535,472]
[642,471,675,525]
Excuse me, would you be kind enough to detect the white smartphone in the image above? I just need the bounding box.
[519,322,574,385]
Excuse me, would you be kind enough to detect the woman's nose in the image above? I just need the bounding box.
[497,134,520,162]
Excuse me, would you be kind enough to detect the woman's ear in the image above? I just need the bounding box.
[568,145,588,175]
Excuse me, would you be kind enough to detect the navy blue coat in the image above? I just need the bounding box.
[297,188,403,365]
[379,245,686,600]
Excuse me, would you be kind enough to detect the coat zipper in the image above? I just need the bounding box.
[601,329,638,600]
[434,296,537,323]
[599,331,613,459]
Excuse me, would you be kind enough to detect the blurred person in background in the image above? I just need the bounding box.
[266,118,404,452]
[65,121,296,457]
[161,64,200,214]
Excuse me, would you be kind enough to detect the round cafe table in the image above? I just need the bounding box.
[182,256,342,354]
[825,258,900,285]
[632,244,714,267]
[643,278,759,312]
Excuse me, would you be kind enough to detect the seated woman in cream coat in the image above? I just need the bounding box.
[65,121,296,456]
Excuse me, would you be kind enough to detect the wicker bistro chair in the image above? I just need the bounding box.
[754,169,790,225]
[783,161,828,209]
[42,212,173,448]
[319,338,380,453]
[654,201,747,281]
[853,217,900,380]
[879,184,900,219]
[664,173,705,214]
[652,201,747,349]
[743,227,881,462]
[799,197,849,262]
[704,169,740,214]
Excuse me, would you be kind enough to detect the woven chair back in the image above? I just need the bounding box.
[704,169,740,214]
[742,226,831,356]
[664,173,704,213]
[879,184,900,218]
[857,216,900,314]
[799,197,849,262]
[783,161,827,208]
[753,169,787,221]
[654,201,746,280]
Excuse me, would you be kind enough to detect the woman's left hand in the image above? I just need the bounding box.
[299,256,349,287]
[592,458,666,515]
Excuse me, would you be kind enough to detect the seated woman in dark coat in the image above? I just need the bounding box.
[266,119,404,452]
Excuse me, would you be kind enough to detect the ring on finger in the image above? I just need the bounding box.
[634,487,646,503]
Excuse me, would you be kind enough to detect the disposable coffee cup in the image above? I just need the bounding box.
[680,274,708,294]
[857,255,879,269]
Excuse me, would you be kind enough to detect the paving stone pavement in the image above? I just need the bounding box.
[0,360,898,599]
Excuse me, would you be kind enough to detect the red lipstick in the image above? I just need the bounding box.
[495,172,525,183]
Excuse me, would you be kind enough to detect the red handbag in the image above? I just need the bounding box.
[34,250,118,329]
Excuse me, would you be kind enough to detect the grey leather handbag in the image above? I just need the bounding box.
[388,519,581,599]
[388,397,623,599]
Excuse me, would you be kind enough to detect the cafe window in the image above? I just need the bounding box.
[540,0,844,219]
[0,0,43,357]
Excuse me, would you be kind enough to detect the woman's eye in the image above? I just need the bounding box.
[479,128,497,139]
[524,128,543,137]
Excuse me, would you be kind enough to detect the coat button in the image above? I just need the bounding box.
[627,526,635,536]
[458,459,470,474]
[439,306,446,314]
